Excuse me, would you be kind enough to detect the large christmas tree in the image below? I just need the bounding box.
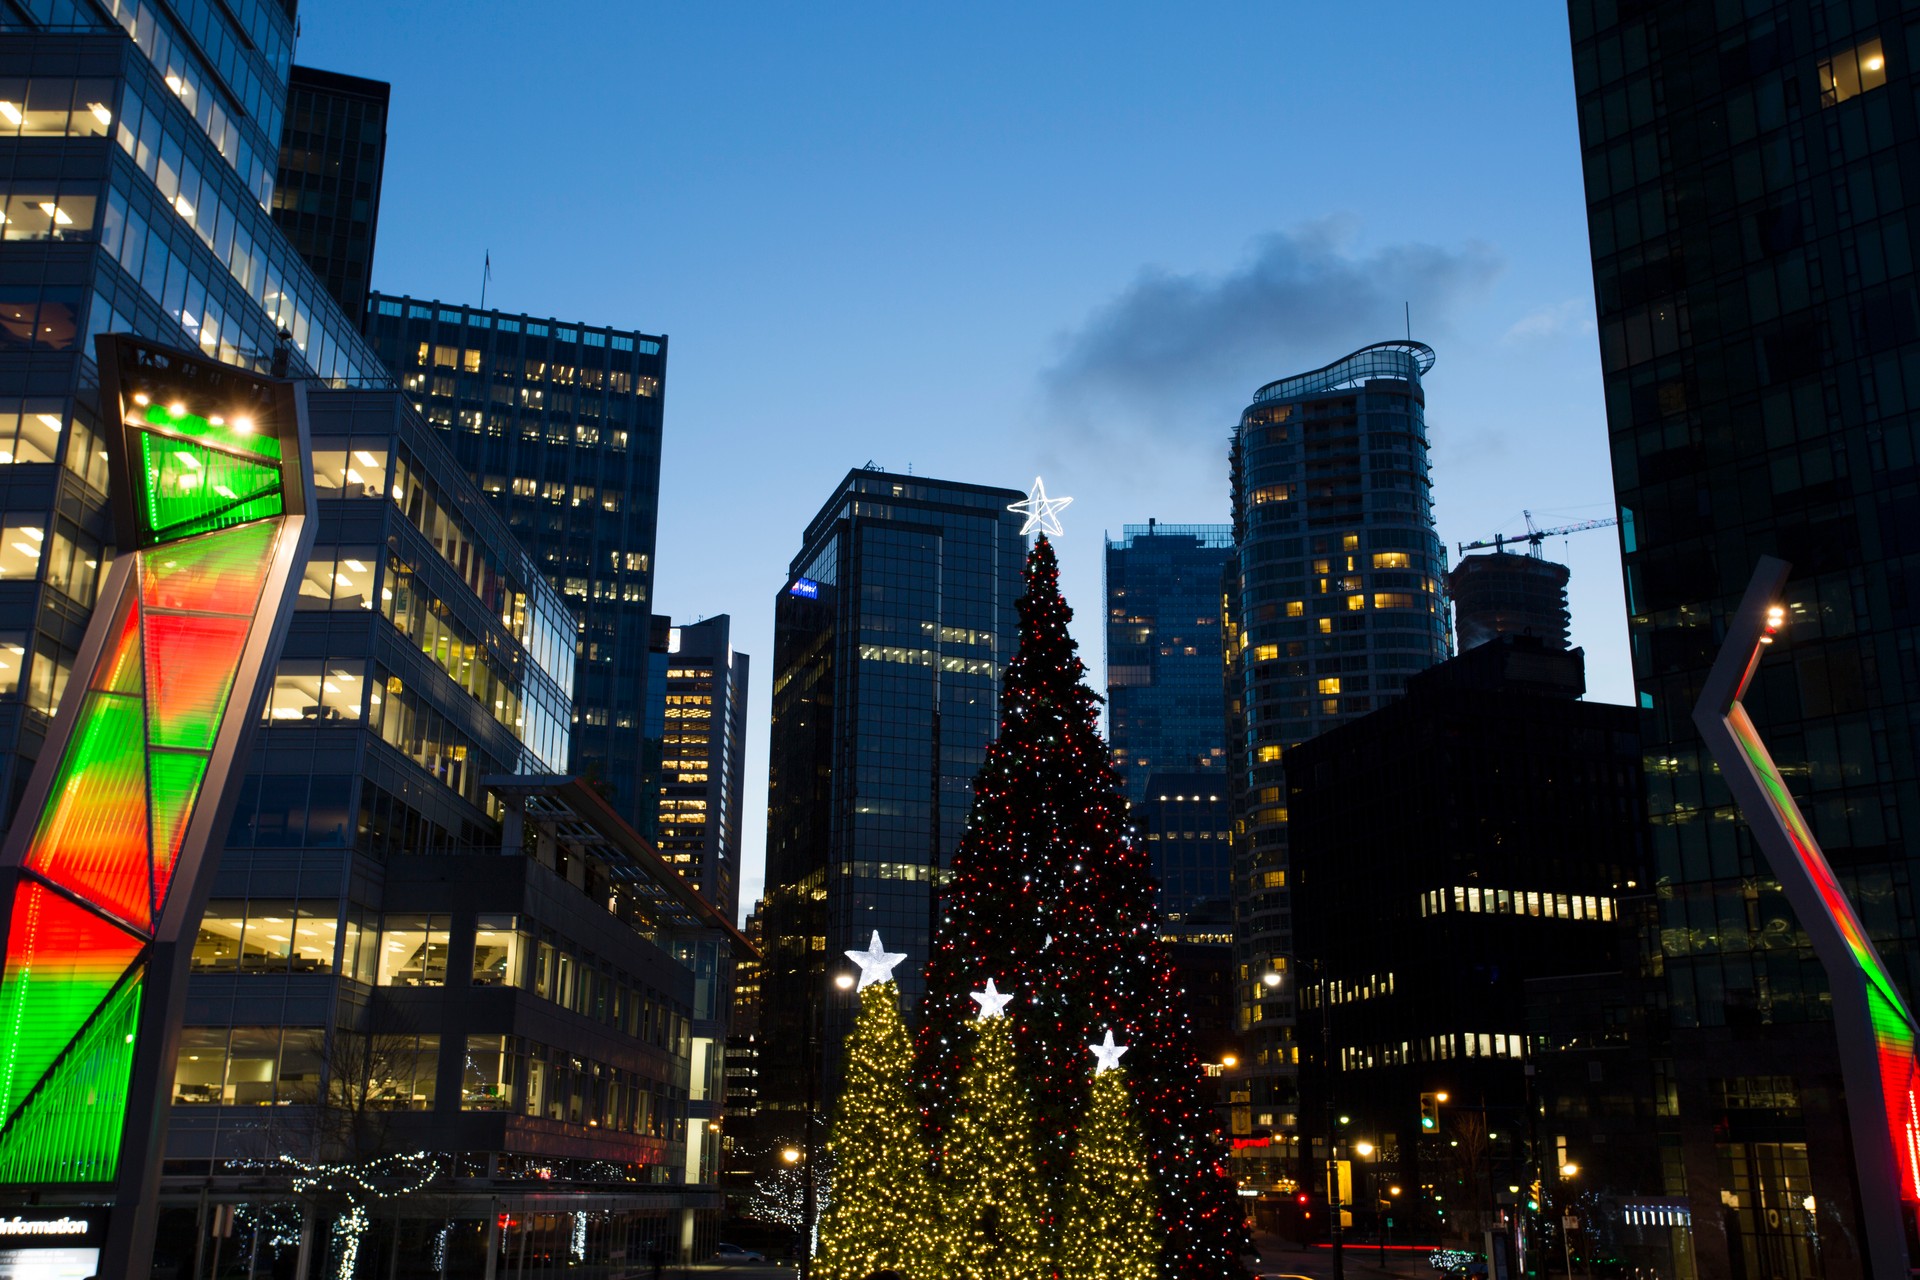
[919,534,1250,1279]
[813,933,939,1280]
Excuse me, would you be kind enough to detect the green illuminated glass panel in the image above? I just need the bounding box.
[140,522,276,613]
[147,751,207,909]
[142,613,249,752]
[136,429,281,543]
[0,967,141,1183]
[137,402,280,463]
[0,883,143,1128]
[23,692,152,930]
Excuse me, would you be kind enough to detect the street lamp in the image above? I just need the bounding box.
[782,1148,802,1164]
[834,973,855,990]
[1559,1162,1580,1280]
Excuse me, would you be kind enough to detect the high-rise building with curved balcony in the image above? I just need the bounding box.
[1226,340,1451,1193]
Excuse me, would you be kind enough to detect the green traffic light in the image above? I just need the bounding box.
[1421,1118,1435,1130]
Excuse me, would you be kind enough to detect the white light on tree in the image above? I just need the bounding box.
[1008,476,1072,537]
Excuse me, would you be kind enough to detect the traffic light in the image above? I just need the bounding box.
[1419,1091,1442,1131]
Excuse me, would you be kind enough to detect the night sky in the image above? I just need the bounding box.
[298,2,1625,918]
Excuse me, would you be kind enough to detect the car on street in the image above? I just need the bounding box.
[714,1242,768,1263]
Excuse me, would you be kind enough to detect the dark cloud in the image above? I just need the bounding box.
[1040,221,1503,441]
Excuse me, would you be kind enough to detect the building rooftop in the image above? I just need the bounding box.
[1250,339,1436,404]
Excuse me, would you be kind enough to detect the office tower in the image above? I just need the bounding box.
[1105,521,1234,799]
[656,614,749,922]
[1104,521,1235,929]
[1286,637,1662,1260]
[161,385,739,1269]
[1569,4,1920,1271]
[271,66,389,320]
[1226,340,1451,1191]
[362,294,668,827]
[759,468,1027,1144]
[1447,550,1572,652]
[1132,773,1233,934]
[0,21,389,836]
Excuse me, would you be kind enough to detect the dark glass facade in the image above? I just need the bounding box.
[656,614,749,922]
[759,469,1026,1142]
[1105,521,1234,803]
[1570,3,1920,1271]
[362,293,667,828]
[1227,340,1451,1189]
[272,65,388,321]
[1287,638,1651,1251]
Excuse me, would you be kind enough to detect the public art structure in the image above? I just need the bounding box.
[0,335,313,1271]
[1694,556,1919,1276]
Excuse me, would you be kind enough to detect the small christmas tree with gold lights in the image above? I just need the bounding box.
[1059,1032,1160,1280]
[812,933,939,1280]
[938,981,1052,1280]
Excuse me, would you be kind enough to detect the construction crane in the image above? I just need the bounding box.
[1457,510,1618,559]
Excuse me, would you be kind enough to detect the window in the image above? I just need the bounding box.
[1250,484,1292,504]
[0,402,61,464]
[463,1034,515,1111]
[1372,552,1411,569]
[378,914,451,986]
[0,522,44,578]
[44,522,103,606]
[170,1027,323,1105]
[1373,592,1418,610]
[61,412,108,492]
[264,659,366,721]
[473,914,524,987]
[298,549,379,610]
[311,440,390,498]
[362,1032,439,1110]
[1820,38,1886,107]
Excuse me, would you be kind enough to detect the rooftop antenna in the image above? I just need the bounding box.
[481,249,492,311]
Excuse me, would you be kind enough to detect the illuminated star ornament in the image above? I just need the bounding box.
[1009,475,1073,537]
[1088,1029,1129,1074]
[970,978,1015,1021]
[844,930,908,990]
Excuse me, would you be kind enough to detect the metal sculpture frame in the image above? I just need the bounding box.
[0,334,314,1273]
[1693,555,1917,1275]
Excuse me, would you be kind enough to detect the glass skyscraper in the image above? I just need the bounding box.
[362,294,667,828]
[271,65,388,321]
[759,468,1026,1142]
[0,11,389,836]
[1570,3,1920,1269]
[1103,521,1234,928]
[1104,521,1234,799]
[656,614,749,923]
[1226,340,1451,1188]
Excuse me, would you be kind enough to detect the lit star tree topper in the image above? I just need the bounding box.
[845,931,908,991]
[971,978,1015,1021]
[1009,476,1073,537]
[1089,1029,1129,1075]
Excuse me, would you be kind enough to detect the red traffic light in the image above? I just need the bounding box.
[1296,1193,1310,1205]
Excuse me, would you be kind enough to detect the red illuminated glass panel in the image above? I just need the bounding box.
[0,883,143,1128]
[142,613,249,753]
[23,692,151,931]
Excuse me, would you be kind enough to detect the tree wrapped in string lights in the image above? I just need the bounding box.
[919,534,1250,1279]
[1059,1034,1160,1280]
[937,983,1052,1280]
[813,934,939,1280]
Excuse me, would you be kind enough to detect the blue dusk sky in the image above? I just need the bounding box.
[298,2,1626,920]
